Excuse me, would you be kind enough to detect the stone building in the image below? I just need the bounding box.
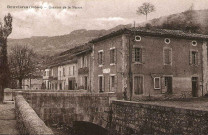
[43,43,92,91]
[90,28,208,100]
[22,77,43,90]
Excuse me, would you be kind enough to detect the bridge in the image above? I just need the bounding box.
[4,89,208,135]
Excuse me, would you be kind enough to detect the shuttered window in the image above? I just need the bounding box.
[98,51,104,65]
[163,48,172,65]
[110,48,116,64]
[110,75,116,92]
[190,50,199,65]
[132,46,145,63]
[68,67,71,76]
[135,48,142,62]
[84,76,88,90]
[134,76,143,95]
[63,68,65,77]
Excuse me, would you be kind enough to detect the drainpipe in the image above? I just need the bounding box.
[128,34,132,101]
[201,41,206,96]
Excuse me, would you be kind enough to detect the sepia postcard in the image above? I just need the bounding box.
[1,0,208,135]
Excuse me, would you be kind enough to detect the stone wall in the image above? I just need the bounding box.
[111,100,208,135]
[16,91,116,129]
[15,95,54,135]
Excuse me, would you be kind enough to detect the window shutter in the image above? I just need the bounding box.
[189,51,192,65]
[132,48,135,63]
[197,52,200,65]
[114,75,117,92]
[114,49,117,64]
[169,49,172,65]
[97,52,100,65]
[102,76,105,92]
[109,76,111,92]
[109,50,112,64]
[142,48,146,64]
[161,77,166,93]
[103,51,105,65]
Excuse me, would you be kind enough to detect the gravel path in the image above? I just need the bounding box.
[0,103,19,135]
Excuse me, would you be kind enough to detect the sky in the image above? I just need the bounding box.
[0,0,208,39]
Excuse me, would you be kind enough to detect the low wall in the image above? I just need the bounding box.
[111,100,208,135]
[15,95,54,135]
[15,91,116,129]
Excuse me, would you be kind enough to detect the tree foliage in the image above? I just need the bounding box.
[9,45,38,89]
[0,13,12,103]
[137,2,155,20]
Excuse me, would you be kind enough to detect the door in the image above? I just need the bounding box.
[84,76,88,90]
[99,76,103,92]
[165,77,172,94]
[68,80,75,90]
[192,77,198,97]
[68,80,73,90]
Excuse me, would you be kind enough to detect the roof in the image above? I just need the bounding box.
[90,27,208,43]
[46,43,92,68]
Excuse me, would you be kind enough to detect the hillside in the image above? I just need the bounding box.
[7,24,131,56]
[148,9,208,34]
[7,9,208,57]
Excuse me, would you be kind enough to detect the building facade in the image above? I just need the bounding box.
[90,28,208,100]
[22,77,43,90]
[43,43,92,91]
[43,28,208,100]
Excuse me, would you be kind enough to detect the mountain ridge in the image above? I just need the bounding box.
[7,9,208,57]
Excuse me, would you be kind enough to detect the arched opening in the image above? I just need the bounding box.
[72,121,109,135]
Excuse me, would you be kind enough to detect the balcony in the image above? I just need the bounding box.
[78,67,89,75]
[43,76,58,80]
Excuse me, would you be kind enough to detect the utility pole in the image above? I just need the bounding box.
[0,13,13,103]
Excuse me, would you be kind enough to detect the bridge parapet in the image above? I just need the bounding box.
[15,91,117,130]
[15,95,54,135]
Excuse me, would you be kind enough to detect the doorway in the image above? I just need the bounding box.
[68,80,75,90]
[192,77,198,97]
[164,77,172,94]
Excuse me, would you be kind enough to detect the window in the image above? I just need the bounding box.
[110,75,116,92]
[110,48,116,64]
[132,46,145,63]
[192,51,197,65]
[192,40,197,46]
[72,66,75,76]
[135,48,142,62]
[68,67,71,76]
[135,36,141,41]
[46,71,49,76]
[59,71,61,78]
[190,50,199,65]
[163,48,172,65]
[133,75,143,95]
[164,38,171,44]
[63,68,65,77]
[98,75,104,92]
[84,76,88,90]
[98,50,104,65]
[81,56,87,68]
[154,77,161,89]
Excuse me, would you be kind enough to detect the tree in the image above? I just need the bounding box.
[137,2,155,21]
[0,13,12,103]
[9,45,38,89]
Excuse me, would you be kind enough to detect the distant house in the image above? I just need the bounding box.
[90,28,208,100]
[22,76,43,90]
[73,44,92,91]
[43,43,92,91]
